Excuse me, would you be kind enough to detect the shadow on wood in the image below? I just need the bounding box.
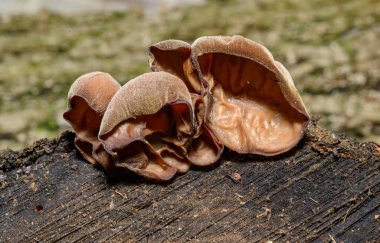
[0,122,379,242]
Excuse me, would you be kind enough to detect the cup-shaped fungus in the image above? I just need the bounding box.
[192,36,310,155]
[98,72,221,181]
[63,72,120,168]
[149,35,310,155]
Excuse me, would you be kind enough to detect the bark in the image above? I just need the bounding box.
[0,122,379,242]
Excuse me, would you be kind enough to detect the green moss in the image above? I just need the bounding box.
[1,0,380,149]
[37,118,58,132]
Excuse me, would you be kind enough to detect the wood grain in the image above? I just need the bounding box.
[1,123,379,242]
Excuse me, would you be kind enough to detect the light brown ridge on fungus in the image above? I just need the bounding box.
[149,35,310,156]
[188,93,223,166]
[63,72,120,169]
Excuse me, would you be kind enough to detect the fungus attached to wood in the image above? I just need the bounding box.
[64,35,310,181]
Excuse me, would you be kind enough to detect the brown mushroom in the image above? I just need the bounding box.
[63,72,121,170]
[192,36,309,155]
[149,36,310,156]
[98,72,197,180]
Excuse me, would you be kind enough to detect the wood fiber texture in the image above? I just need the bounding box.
[0,122,379,242]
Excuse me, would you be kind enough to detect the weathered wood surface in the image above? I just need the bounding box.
[0,123,379,242]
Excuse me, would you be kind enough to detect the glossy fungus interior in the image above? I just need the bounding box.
[150,46,202,94]
[187,126,222,165]
[64,96,102,136]
[150,47,191,85]
[198,53,307,155]
[63,96,103,163]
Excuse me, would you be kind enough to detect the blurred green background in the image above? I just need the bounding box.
[0,0,379,150]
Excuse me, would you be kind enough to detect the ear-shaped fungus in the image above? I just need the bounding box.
[192,36,309,155]
[99,71,216,181]
[149,36,310,156]
[63,72,120,168]
[65,35,310,182]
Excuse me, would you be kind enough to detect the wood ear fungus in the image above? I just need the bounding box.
[97,72,222,180]
[98,72,193,180]
[65,35,309,181]
[149,35,310,155]
[63,72,120,166]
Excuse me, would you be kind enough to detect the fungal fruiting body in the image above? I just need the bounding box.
[98,72,194,180]
[149,36,309,155]
[64,35,310,181]
[63,72,120,172]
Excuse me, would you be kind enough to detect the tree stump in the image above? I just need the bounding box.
[0,122,379,242]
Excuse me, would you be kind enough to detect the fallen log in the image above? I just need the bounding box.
[0,122,379,242]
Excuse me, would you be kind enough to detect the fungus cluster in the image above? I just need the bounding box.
[64,35,310,181]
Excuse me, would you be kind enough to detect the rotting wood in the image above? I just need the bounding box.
[0,122,379,242]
